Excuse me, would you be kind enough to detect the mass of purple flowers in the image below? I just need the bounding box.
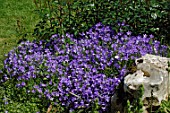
[0,22,167,112]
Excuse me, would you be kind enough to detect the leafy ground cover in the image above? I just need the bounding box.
[0,22,169,112]
[0,0,170,113]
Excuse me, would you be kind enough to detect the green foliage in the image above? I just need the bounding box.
[90,99,100,113]
[0,78,49,113]
[71,99,100,113]
[157,99,170,113]
[0,85,40,113]
[125,85,144,113]
[126,100,133,113]
[33,0,169,45]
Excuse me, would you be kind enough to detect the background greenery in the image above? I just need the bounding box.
[0,0,169,113]
[33,0,170,44]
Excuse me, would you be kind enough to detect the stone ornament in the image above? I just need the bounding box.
[111,54,170,113]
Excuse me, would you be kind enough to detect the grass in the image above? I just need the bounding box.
[0,0,39,69]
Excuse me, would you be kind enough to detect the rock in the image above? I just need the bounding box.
[111,54,170,113]
[110,91,123,113]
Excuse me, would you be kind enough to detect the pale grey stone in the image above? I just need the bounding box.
[111,54,170,113]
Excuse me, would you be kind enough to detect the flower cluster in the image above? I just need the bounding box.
[0,22,167,112]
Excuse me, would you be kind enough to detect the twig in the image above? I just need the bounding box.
[53,108,57,113]
[69,92,81,99]
[46,104,53,113]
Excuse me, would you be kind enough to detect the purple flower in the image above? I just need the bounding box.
[4,100,8,105]
[143,34,147,38]
[21,82,26,86]
[16,83,21,88]
[3,97,9,105]
[1,22,168,112]
[127,31,132,36]
[40,83,46,87]
[31,89,36,93]
[37,88,42,93]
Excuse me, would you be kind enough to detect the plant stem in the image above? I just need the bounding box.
[150,89,153,113]
[168,61,170,100]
